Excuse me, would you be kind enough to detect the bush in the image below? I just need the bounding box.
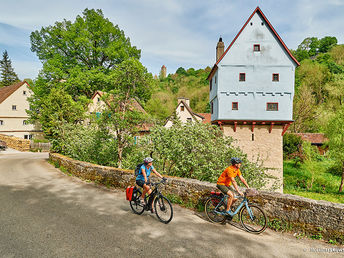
[283,133,303,158]
[124,122,276,190]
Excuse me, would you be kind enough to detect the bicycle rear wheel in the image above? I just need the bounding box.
[204,196,226,223]
[154,195,173,224]
[130,188,145,215]
[239,204,267,234]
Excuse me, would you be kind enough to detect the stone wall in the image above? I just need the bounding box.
[0,134,30,151]
[50,153,344,243]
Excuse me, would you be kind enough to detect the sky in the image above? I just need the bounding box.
[0,0,343,80]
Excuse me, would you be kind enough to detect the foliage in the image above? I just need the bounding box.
[0,50,19,86]
[283,133,303,158]
[283,160,344,203]
[146,67,211,121]
[27,88,87,149]
[325,105,344,192]
[123,122,275,190]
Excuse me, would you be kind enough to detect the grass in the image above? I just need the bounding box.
[283,160,344,203]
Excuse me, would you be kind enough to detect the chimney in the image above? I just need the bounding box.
[178,97,190,107]
[216,37,225,62]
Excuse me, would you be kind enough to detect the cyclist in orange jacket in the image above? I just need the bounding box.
[216,157,249,216]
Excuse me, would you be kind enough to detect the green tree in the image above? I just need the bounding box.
[318,36,337,53]
[326,105,344,192]
[30,8,141,100]
[99,58,153,168]
[0,50,19,86]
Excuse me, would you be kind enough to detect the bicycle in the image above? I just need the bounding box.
[204,189,267,234]
[129,178,173,224]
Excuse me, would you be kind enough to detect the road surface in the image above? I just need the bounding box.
[0,151,342,257]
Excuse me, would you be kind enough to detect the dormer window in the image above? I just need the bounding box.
[254,44,260,52]
[181,106,185,112]
[239,73,246,82]
[273,73,279,82]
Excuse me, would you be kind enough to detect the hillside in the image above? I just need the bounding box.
[145,67,211,121]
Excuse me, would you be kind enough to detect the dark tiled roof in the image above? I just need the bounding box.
[0,81,26,104]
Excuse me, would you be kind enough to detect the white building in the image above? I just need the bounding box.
[207,7,300,192]
[0,81,42,139]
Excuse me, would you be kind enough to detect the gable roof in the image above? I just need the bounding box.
[197,113,211,124]
[177,100,203,121]
[0,81,27,104]
[294,133,327,145]
[208,6,299,80]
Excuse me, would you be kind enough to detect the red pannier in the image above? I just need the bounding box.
[126,186,135,201]
[210,191,223,196]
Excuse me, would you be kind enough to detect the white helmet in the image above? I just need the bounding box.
[143,157,154,164]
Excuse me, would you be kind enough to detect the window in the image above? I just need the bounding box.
[23,91,26,95]
[211,101,213,114]
[232,102,238,110]
[252,134,255,141]
[0,120,3,125]
[187,118,192,122]
[181,106,185,112]
[24,135,28,139]
[254,44,260,52]
[97,97,100,102]
[23,120,28,125]
[239,73,246,82]
[215,76,217,84]
[210,78,212,91]
[12,105,17,111]
[267,103,278,111]
[29,135,33,140]
[272,73,279,82]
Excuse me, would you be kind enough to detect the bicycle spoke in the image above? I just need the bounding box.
[154,196,173,224]
[240,204,267,234]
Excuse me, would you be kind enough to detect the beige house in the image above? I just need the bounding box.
[165,98,211,127]
[88,91,151,135]
[0,81,42,139]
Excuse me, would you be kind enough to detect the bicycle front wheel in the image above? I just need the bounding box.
[130,189,145,215]
[239,204,267,234]
[154,195,173,224]
[204,196,226,223]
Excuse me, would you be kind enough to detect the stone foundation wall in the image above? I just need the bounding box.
[50,153,344,243]
[0,134,30,151]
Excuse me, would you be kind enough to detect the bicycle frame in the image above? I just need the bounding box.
[215,194,254,219]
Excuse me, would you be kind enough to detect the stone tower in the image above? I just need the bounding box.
[160,65,167,79]
[207,7,300,192]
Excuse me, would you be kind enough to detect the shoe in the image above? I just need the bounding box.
[226,210,234,216]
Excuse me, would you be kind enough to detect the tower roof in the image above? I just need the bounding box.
[208,6,299,80]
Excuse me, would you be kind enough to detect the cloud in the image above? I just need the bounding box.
[0,0,343,79]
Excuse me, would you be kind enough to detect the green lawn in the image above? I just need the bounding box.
[283,160,344,203]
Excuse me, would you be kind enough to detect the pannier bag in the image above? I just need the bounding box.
[126,186,136,201]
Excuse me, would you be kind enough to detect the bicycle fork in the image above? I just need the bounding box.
[245,202,255,220]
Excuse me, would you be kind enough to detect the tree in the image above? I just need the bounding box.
[326,105,344,192]
[98,58,153,168]
[30,8,141,100]
[318,36,337,53]
[0,50,19,86]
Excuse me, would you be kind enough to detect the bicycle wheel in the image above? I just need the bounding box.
[239,204,267,234]
[204,196,226,223]
[154,195,173,224]
[130,188,145,215]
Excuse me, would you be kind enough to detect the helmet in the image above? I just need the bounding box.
[143,157,154,164]
[231,157,242,165]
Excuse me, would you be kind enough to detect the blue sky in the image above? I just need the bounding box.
[0,0,343,80]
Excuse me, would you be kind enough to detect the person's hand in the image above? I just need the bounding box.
[162,177,167,181]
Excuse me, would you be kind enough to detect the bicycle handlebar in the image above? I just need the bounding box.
[151,178,167,187]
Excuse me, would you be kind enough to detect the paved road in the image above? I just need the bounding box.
[0,152,342,258]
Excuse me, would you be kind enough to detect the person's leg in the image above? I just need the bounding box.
[226,190,234,212]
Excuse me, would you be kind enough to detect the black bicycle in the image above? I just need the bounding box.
[129,179,173,224]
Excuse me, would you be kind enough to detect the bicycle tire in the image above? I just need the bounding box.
[204,196,227,223]
[154,195,173,224]
[129,188,145,215]
[239,204,267,234]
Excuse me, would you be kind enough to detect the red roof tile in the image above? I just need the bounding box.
[0,81,26,104]
[294,133,327,144]
[197,113,212,124]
